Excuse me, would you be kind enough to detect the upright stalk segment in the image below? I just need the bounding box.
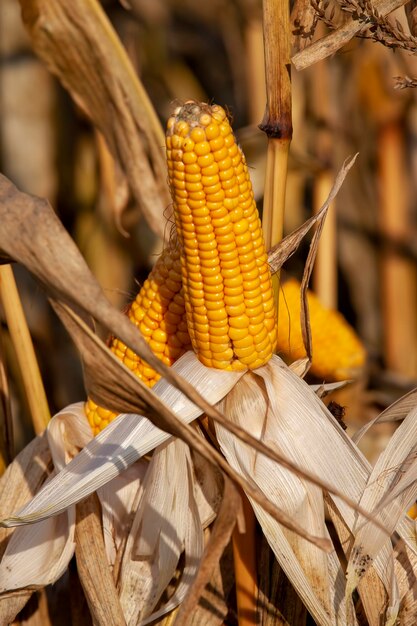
[260,0,292,304]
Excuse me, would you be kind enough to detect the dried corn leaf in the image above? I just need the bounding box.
[0,433,51,558]
[349,405,417,576]
[395,539,417,624]
[18,0,170,237]
[98,462,147,568]
[0,405,90,594]
[325,496,388,626]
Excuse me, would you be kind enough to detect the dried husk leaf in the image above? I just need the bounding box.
[0,354,241,526]
[98,462,147,568]
[18,0,170,237]
[0,405,90,595]
[0,434,51,624]
[0,433,51,556]
[325,496,388,626]
[215,365,347,625]
[0,509,75,594]
[346,405,417,599]
[190,447,224,529]
[395,539,417,625]
[118,438,204,625]
[353,387,417,443]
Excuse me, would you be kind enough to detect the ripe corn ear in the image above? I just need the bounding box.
[86,101,279,434]
[85,240,192,435]
[166,102,277,371]
[278,279,366,380]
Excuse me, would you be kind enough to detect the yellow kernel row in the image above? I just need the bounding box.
[166,101,277,370]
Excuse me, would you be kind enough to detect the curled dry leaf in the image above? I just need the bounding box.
[118,438,204,625]
[0,434,52,623]
[18,0,171,238]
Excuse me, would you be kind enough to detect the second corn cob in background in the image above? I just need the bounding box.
[278,278,366,380]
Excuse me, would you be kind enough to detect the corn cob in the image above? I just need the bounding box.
[85,239,192,435]
[166,102,277,371]
[85,101,278,434]
[277,278,366,380]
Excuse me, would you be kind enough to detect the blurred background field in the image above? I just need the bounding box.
[2,0,417,462]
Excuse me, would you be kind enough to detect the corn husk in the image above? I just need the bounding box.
[214,355,404,625]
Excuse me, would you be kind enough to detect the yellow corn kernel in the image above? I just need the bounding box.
[84,240,192,435]
[166,101,277,370]
[277,279,366,381]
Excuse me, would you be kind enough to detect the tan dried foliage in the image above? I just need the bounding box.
[292,0,411,70]
[18,0,171,238]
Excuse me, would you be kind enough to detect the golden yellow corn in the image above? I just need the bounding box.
[166,102,277,371]
[85,240,192,435]
[85,101,279,435]
[277,279,366,380]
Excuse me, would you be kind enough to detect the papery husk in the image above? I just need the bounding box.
[174,477,239,624]
[353,387,417,443]
[346,404,417,597]
[215,363,347,625]
[395,538,417,625]
[0,404,90,594]
[98,462,147,569]
[0,434,51,623]
[118,438,204,625]
[190,446,224,529]
[215,355,400,625]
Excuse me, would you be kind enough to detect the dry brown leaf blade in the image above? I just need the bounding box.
[299,155,358,367]
[268,154,357,275]
[18,0,170,237]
